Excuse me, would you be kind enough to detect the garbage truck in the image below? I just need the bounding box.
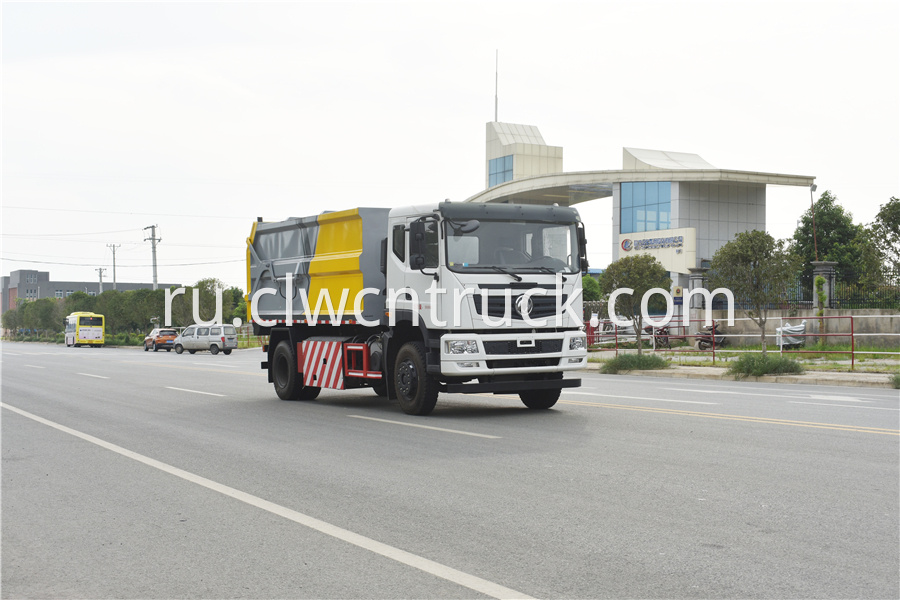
[246,201,589,415]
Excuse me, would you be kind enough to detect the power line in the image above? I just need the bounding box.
[1,257,244,267]
[0,228,140,238]
[3,205,253,220]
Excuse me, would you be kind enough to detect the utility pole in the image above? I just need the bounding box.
[96,267,106,294]
[107,243,121,290]
[143,225,161,290]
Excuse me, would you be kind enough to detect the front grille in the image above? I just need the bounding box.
[485,357,559,369]
[473,294,566,320]
[482,339,564,355]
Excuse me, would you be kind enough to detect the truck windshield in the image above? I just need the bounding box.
[445,219,580,274]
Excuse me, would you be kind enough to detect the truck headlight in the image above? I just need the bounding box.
[569,336,586,350]
[446,340,478,354]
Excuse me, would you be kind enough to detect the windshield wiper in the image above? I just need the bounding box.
[489,266,523,282]
[524,265,570,281]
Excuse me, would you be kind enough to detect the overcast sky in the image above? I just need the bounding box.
[3,1,898,291]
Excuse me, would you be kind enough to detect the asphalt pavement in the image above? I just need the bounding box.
[2,342,898,599]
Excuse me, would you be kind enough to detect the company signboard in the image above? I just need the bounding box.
[618,227,697,274]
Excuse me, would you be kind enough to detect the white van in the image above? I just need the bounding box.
[174,324,238,355]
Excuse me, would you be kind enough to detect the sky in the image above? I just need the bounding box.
[3,0,898,292]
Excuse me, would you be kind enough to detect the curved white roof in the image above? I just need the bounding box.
[623,147,717,170]
[466,148,815,206]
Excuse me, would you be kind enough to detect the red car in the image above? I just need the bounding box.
[144,328,178,352]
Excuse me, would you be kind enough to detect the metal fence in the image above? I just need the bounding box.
[831,267,900,309]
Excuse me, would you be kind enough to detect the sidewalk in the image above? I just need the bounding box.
[582,361,898,389]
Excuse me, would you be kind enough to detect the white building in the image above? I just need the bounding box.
[468,121,815,291]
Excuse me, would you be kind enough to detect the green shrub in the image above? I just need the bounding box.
[727,354,804,379]
[891,373,900,390]
[600,353,668,374]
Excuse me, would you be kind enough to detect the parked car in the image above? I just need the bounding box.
[174,324,238,355]
[144,328,178,352]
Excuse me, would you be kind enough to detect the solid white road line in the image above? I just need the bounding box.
[788,401,899,411]
[24,365,45,369]
[1,403,530,600]
[666,387,872,403]
[77,373,109,379]
[562,390,718,405]
[348,415,501,439]
[165,386,226,397]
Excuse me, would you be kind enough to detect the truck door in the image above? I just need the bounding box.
[401,217,442,327]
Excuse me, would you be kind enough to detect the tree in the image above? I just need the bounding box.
[870,196,900,271]
[599,254,671,354]
[709,230,803,355]
[791,190,866,276]
[2,306,20,334]
[64,291,96,315]
[582,275,601,302]
[94,291,127,335]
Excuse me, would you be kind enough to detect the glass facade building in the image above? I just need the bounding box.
[488,155,514,187]
[620,181,671,233]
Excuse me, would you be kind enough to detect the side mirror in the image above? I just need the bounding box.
[409,221,427,269]
[459,219,480,234]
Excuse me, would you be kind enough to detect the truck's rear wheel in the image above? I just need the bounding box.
[519,388,561,410]
[272,340,320,401]
[394,341,438,416]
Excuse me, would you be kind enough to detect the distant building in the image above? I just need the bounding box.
[469,121,815,292]
[1,269,179,314]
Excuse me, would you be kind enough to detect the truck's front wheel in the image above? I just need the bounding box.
[273,340,320,401]
[519,388,561,410]
[394,341,438,416]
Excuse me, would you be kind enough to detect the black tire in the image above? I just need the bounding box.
[166,348,171,352]
[372,381,387,397]
[223,349,232,355]
[698,341,710,350]
[519,388,561,410]
[394,341,439,416]
[272,340,320,401]
[175,345,183,354]
[153,342,158,352]
[209,344,219,355]
[188,349,196,354]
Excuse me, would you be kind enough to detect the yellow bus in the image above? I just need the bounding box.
[64,312,105,348]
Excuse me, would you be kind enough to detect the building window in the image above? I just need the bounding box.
[488,155,513,187]
[66,290,74,297]
[621,182,671,234]
[55,290,64,299]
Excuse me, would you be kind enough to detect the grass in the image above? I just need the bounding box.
[727,354,804,380]
[600,353,668,374]
[892,373,900,389]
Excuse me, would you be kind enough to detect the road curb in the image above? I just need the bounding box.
[583,362,896,389]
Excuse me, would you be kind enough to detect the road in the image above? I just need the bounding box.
[2,342,898,599]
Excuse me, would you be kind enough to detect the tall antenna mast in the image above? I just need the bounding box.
[494,50,499,122]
